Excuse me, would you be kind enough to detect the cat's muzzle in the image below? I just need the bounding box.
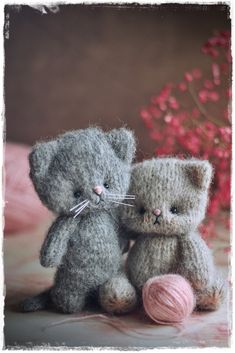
[153,209,162,225]
[154,215,162,225]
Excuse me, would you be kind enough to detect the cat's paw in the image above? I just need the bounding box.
[195,280,225,311]
[51,287,86,314]
[99,275,138,314]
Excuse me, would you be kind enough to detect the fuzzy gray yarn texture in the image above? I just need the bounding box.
[101,158,224,314]
[21,127,136,313]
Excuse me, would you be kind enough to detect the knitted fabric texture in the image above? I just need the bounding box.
[101,157,224,313]
[21,127,136,314]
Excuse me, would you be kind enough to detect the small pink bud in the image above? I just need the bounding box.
[164,114,172,123]
[184,72,193,82]
[210,48,219,57]
[198,90,208,103]
[208,36,219,46]
[159,102,167,111]
[149,107,161,119]
[209,91,219,101]
[178,81,187,91]
[140,109,151,119]
[204,80,214,90]
[212,63,220,85]
[169,96,179,110]
[192,68,202,79]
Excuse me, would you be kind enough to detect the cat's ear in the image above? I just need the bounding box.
[184,160,213,190]
[105,128,136,163]
[29,140,58,185]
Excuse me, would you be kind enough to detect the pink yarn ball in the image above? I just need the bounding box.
[142,274,195,325]
[4,142,50,234]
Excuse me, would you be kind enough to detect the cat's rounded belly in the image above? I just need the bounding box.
[66,237,121,269]
[127,235,178,290]
[63,220,121,282]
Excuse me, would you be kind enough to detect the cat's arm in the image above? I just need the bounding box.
[120,225,141,241]
[177,232,215,290]
[118,235,130,254]
[40,216,77,268]
[118,226,140,253]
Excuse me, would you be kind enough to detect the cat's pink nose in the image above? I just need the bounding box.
[153,209,161,216]
[93,186,103,195]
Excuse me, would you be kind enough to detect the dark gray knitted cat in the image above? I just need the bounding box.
[21,127,136,314]
[100,158,224,313]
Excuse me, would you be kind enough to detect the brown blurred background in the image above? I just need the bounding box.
[4,3,230,161]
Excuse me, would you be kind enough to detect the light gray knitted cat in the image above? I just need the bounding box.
[21,127,137,314]
[100,158,224,313]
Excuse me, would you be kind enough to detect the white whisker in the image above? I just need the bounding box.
[70,199,88,212]
[109,200,134,207]
[73,199,89,212]
[73,203,88,215]
[73,201,89,218]
[107,197,135,202]
[108,193,135,197]
[74,200,89,213]
[107,196,135,200]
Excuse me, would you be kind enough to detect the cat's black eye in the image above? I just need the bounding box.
[104,183,109,189]
[74,190,81,198]
[170,206,179,214]
[139,206,146,215]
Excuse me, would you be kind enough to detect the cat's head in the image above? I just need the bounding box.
[122,158,213,236]
[29,127,136,216]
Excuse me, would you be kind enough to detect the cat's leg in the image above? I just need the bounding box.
[177,233,224,311]
[99,272,137,314]
[195,277,225,311]
[50,269,88,314]
[177,232,215,290]
[51,286,87,314]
